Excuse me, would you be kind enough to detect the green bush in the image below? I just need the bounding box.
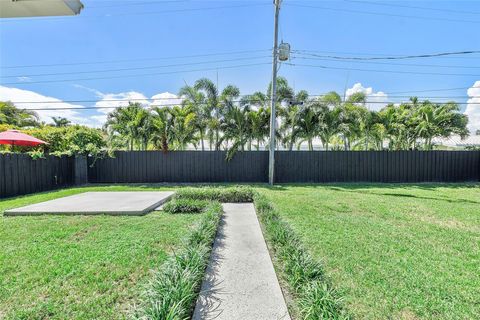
[134,202,222,320]
[163,198,209,214]
[175,186,255,203]
[254,194,351,320]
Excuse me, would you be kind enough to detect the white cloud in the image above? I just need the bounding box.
[0,85,93,126]
[464,80,480,134]
[151,92,183,107]
[94,91,150,114]
[75,85,181,113]
[345,82,389,111]
[17,76,31,82]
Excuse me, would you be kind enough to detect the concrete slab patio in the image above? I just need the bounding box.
[193,203,291,320]
[4,191,174,216]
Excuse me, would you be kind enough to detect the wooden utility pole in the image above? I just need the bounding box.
[268,0,281,185]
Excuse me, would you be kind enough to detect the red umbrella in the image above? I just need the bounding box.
[0,130,47,147]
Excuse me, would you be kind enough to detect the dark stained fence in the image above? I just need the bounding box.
[87,151,269,183]
[274,151,480,183]
[88,150,480,184]
[0,154,75,198]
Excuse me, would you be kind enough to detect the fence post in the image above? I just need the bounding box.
[74,155,88,185]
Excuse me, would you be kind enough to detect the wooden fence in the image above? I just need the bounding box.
[2,151,479,198]
[0,154,74,198]
[87,151,269,183]
[88,151,480,184]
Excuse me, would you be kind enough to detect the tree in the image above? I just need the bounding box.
[315,92,342,151]
[104,102,150,150]
[336,92,367,150]
[0,101,39,127]
[296,104,319,151]
[221,105,251,158]
[279,90,309,150]
[415,101,468,150]
[358,110,385,150]
[239,95,270,150]
[51,117,71,127]
[169,105,198,150]
[247,107,270,150]
[179,85,208,150]
[23,125,106,156]
[194,78,240,150]
[150,107,173,152]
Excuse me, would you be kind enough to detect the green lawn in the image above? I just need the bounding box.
[260,184,480,320]
[0,186,200,320]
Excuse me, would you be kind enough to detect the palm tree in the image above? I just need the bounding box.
[179,85,207,150]
[51,117,71,127]
[247,107,270,150]
[280,90,309,150]
[169,105,198,150]
[380,103,409,150]
[194,78,240,150]
[335,92,367,150]
[0,101,39,127]
[221,105,251,159]
[358,110,384,150]
[415,101,468,150]
[296,105,319,151]
[150,107,172,152]
[104,102,150,150]
[239,94,270,150]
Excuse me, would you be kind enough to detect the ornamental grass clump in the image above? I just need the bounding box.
[254,194,351,320]
[175,186,254,203]
[163,198,209,214]
[133,202,222,320]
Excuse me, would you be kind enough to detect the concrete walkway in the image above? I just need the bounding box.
[193,203,291,320]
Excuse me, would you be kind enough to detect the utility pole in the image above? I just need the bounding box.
[268,0,281,185]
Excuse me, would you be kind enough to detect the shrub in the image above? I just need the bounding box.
[133,202,222,320]
[175,186,254,203]
[163,198,209,214]
[254,194,351,320]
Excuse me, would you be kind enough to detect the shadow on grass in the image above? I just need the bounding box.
[257,183,480,205]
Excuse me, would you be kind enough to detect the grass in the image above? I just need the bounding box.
[163,198,209,214]
[255,194,350,320]
[2,183,479,319]
[0,186,202,320]
[175,186,255,202]
[134,201,222,319]
[260,183,480,319]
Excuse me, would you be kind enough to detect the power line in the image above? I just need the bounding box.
[1,56,271,79]
[285,62,480,77]
[293,49,480,60]
[0,62,272,85]
[344,0,480,16]
[387,87,473,94]
[7,95,479,105]
[292,55,479,69]
[8,94,478,109]
[292,50,480,61]
[16,100,474,112]
[1,49,270,69]
[285,3,480,24]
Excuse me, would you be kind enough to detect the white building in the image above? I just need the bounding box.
[432,135,480,149]
[0,0,83,18]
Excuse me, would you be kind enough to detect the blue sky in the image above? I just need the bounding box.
[0,0,479,131]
